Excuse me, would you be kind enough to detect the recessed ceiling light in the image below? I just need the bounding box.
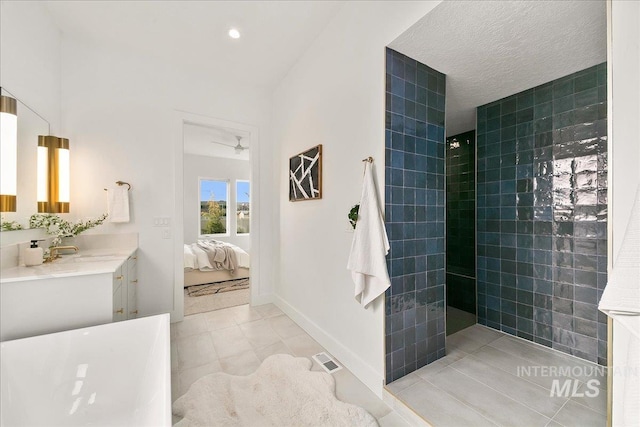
[228,28,240,39]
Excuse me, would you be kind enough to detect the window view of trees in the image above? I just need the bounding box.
[199,179,250,236]
[200,179,228,235]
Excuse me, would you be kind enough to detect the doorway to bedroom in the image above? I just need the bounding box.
[182,122,253,316]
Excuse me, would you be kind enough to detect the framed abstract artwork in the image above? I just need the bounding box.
[289,144,322,201]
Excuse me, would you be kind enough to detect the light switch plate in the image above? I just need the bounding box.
[153,217,171,227]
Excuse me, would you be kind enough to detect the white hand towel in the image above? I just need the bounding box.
[347,162,390,308]
[107,186,130,223]
[598,183,640,427]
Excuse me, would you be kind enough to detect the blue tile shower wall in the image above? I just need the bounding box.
[385,48,446,383]
[476,63,608,364]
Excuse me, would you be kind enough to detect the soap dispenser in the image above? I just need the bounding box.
[24,240,44,267]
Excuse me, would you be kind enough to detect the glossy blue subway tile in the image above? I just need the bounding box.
[405,81,416,101]
[477,63,607,365]
[404,60,417,84]
[385,49,446,383]
[391,75,405,97]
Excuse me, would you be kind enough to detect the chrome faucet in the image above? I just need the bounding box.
[45,245,79,263]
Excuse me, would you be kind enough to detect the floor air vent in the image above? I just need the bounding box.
[312,352,342,374]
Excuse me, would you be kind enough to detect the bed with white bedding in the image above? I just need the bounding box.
[183,240,250,288]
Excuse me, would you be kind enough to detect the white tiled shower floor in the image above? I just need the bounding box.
[387,324,607,427]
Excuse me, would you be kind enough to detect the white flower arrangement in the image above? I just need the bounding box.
[29,213,108,247]
[0,219,24,231]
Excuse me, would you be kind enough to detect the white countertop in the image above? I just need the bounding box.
[0,247,137,283]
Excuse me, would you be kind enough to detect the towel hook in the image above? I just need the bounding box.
[361,157,374,177]
[104,181,132,191]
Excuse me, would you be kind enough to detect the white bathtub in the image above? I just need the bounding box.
[0,314,171,426]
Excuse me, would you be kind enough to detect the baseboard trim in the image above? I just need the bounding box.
[273,295,384,398]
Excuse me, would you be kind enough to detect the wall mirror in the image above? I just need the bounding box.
[0,88,50,231]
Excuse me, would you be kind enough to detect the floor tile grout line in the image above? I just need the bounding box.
[386,372,423,394]
[175,318,296,363]
[388,373,429,395]
[463,348,578,395]
[384,385,440,427]
[482,341,606,389]
[460,353,568,391]
[176,349,219,373]
[491,334,560,356]
[568,394,607,416]
[388,376,498,427]
[548,398,571,426]
[447,362,554,423]
[450,324,505,343]
[237,316,281,348]
[449,330,503,349]
[421,378,502,427]
[489,333,606,369]
[486,337,557,367]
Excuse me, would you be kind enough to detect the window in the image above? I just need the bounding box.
[236,180,250,234]
[200,179,228,235]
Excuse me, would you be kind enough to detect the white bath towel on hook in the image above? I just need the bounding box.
[598,183,640,427]
[347,161,390,308]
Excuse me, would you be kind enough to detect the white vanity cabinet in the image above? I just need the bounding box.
[112,252,138,322]
[113,264,126,322]
[127,252,138,319]
[0,246,138,341]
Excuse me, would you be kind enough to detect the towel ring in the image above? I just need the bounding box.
[104,181,132,191]
[116,181,132,190]
[362,157,374,163]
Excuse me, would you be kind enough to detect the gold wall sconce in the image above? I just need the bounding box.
[37,135,70,213]
[0,94,18,212]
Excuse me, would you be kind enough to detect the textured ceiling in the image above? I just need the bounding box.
[44,1,345,90]
[389,0,607,136]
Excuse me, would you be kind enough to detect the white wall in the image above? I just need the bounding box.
[273,1,442,396]
[610,0,640,261]
[183,153,251,252]
[0,1,61,245]
[609,1,640,425]
[0,1,61,133]
[60,36,275,316]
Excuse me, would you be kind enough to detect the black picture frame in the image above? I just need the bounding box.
[289,144,322,201]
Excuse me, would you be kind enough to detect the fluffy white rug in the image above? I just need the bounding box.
[172,354,378,427]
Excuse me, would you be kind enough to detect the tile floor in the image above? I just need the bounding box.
[446,306,476,336]
[387,324,608,427]
[171,303,422,426]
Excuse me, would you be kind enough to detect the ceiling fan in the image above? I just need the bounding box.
[210,135,248,154]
